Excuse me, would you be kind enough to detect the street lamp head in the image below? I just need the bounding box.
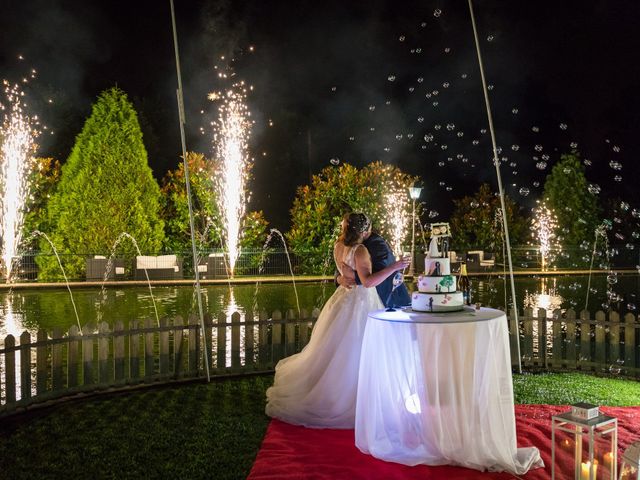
[409,186,422,200]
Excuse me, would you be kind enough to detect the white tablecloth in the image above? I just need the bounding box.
[355,307,543,474]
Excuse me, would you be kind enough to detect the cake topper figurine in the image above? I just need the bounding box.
[427,222,452,260]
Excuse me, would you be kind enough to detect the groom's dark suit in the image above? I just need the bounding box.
[355,232,411,308]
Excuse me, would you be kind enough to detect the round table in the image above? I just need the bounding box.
[355,307,543,475]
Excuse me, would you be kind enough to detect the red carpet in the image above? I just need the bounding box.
[248,405,640,480]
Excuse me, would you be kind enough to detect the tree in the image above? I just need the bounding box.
[450,183,528,254]
[21,157,61,250]
[38,87,165,280]
[542,151,601,249]
[287,161,419,273]
[160,151,269,253]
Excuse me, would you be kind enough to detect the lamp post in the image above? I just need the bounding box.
[408,186,422,277]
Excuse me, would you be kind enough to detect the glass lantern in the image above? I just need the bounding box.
[552,407,618,480]
[619,441,640,480]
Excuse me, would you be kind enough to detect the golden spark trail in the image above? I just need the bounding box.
[0,81,38,280]
[211,86,251,275]
[383,190,410,257]
[531,202,559,270]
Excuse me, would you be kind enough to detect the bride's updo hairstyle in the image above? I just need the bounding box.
[341,212,371,246]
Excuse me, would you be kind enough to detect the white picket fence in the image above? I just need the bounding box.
[0,307,637,416]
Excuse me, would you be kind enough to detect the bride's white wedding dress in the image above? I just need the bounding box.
[265,242,383,428]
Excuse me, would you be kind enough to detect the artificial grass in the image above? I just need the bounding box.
[0,372,638,479]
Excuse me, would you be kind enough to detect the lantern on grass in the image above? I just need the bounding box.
[619,442,640,480]
[552,403,618,480]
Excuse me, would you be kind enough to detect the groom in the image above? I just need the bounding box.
[337,222,411,308]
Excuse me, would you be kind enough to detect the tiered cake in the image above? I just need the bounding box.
[411,223,464,312]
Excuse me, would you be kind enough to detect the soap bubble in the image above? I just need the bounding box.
[570,142,578,148]
[369,105,376,111]
[428,210,439,218]
[487,35,494,42]
[417,77,424,83]
[440,144,448,150]
[383,147,391,152]
[434,124,442,130]
[424,133,434,142]
[519,187,530,196]
[461,73,468,79]
[534,144,543,152]
[511,145,520,151]
[531,126,540,132]
[433,9,442,17]
[456,131,464,137]
[613,145,621,152]
[536,161,547,170]
[349,136,355,141]
[588,184,601,195]
[395,134,403,140]
[446,123,455,130]
[620,201,630,211]
[444,47,450,53]
[512,108,519,114]
[472,140,479,145]
[432,101,439,106]
[632,209,640,218]
[417,116,424,123]
[438,161,445,166]
[559,123,567,130]
[387,75,396,82]
[398,35,405,42]
[329,158,340,166]
[533,181,540,187]
[609,160,622,170]
[607,274,618,285]
[614,175,622,182]
[442,82,450,88]
[583,159,592,166]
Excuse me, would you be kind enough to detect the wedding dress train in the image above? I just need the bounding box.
[265,243,382,428]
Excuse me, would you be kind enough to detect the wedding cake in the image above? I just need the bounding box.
[411,223,464,312]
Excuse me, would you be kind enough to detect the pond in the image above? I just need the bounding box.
[1,273,639,339]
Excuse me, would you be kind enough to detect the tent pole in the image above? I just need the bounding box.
[169,0,211,381]
[467,0,522,373]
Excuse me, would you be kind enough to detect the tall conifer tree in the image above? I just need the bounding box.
[39,87,164,279]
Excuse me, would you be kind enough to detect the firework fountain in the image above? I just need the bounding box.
[210,84,252,276]
[382,189,410,257]
[531,201,559,270]
[0,79,38,280]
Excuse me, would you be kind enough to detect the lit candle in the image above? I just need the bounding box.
[561,438,572,451]
[581,461,598,480]
[603,452,613,471]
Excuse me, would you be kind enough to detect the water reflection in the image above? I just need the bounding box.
[523,278,563,318]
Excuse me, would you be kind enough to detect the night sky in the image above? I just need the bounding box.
[1,0,639,231]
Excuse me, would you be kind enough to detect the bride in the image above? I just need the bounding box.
[265,212,410,428]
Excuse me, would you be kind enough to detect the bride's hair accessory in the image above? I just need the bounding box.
[349,212,371,234]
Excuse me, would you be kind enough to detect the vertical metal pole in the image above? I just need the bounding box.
[467,0,521,373]
[409,198,416,277]
[169,0,210,381]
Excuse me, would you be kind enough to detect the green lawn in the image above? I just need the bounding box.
[0,372,638,480]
